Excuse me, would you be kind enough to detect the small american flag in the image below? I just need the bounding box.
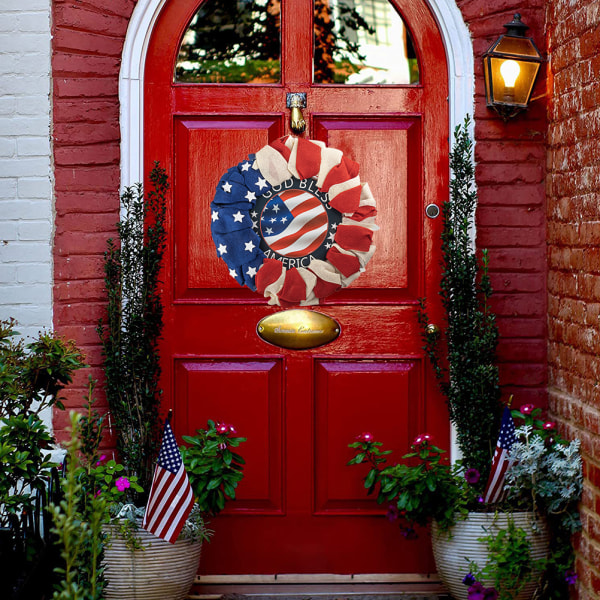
[483,406,517,504]
[142,418,195,543]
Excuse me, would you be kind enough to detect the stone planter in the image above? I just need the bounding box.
[103,523,202,600]
[431,511,549,600]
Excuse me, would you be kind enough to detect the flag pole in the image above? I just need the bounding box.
[166,408,173,424]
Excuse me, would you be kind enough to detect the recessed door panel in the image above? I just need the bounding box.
[174,117,283,300]
[314,359,419,514]
[174,358,283,513]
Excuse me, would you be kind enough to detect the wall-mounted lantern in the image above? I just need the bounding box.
[483,14,543,119]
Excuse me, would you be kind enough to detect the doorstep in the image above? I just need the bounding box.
[187,573,449,600]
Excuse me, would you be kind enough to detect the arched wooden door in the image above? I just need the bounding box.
[145,0,448,576]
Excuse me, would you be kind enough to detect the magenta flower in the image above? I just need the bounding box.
[216,422,236,435]
[413,433,432,446]
[465,468,480,485]
[115,476,130,492]
[96,454,107,466]
[356,432,374,443]
[520,404,535,414]
[543,421,556,430]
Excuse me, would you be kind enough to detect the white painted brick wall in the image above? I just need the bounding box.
[0,1,52,340]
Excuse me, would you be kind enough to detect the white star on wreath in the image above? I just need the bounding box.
[245,191,256,202]
[244,240,255,252]
[256,177,268,190]
[218,244,227,255]
[211,210,219,222]
[222,181,232,193]
[241,162,251,172]
[246,266,257,278]
[228,268,238,278]
[233,211,244,223]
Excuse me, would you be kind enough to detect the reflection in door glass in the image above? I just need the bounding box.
[176,0,281,83]
[314,0,419,84]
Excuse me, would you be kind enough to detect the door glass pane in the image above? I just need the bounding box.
[314,0,419,84]
[176,0,281,83]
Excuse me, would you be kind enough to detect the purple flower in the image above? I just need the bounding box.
[462,573,476,586]
[477,496,485,503]
[483,588,499,600]
[565,569,577,585]
[356,432,374,443]
[465,468,480,485]
[520,403,535,415]
[115,476,130,492]
[467,582,485,600]
[96,454,107,466]
[386,504,400,522]
[399,526,417,539]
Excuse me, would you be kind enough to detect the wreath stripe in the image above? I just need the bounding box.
[210,136,377,305]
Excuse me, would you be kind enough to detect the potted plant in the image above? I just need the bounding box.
[348,405,582,600]
[348,118,582,600]
[94,165,247,599]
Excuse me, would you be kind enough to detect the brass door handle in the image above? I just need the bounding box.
[286,92,306,135]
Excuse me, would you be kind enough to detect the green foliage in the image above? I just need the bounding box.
[469,516,539,600]
[181,420,247,517]
[51,386,143,600]
[348,434,479,534]
[417,116,502,478]
[97,164,168,503]
[0,318,84,555]
[50,411,105,600]
[505,405,582,599]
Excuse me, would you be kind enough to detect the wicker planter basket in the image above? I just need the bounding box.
[431,511,549,600]
[103,523,202,600]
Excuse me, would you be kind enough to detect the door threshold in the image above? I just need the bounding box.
[189,574,448,599]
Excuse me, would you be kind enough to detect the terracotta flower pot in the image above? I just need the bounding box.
[431,511,549,600]
[103,523,202,600]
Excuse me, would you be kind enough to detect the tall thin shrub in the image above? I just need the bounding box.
[97,164,168,501]
[418,117,502,479]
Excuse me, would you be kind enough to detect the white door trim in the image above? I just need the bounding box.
[119,0,474,188]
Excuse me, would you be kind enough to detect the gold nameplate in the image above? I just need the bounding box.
[257,309,341,350]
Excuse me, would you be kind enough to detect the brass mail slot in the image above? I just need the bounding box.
[257,309,341,350]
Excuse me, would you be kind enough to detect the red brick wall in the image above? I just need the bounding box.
[546,1,600,597]
[455,2,548,407]
[52,0,136,435]
[51,2,549,435]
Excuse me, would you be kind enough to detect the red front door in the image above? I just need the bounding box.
[145,0,449,576]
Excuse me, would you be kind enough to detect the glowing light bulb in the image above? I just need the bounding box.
[500,60,520,88]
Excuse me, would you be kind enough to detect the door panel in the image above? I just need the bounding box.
[174,117,283,299]
[174,358,283,513]
[314,359,419,514]
[145,0,449,576]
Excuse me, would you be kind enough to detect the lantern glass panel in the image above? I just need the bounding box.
[488,56,540,107]
[494,36,540,58]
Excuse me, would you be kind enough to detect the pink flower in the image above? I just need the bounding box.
[216,422,236,435]
[520,404,535,415]
[543,421,556,430]
[96,454,107,466]
[413,433,432,446]
[115,477,130,492]
[356,432,374,443]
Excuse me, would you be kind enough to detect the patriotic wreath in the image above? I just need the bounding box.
[210,136,377,306]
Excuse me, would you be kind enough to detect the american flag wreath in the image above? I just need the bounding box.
[210,136,378,306]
